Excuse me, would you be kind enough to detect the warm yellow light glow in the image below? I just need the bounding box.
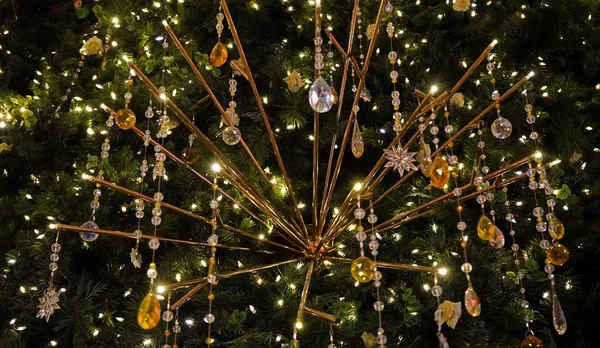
[430,85,438,94]
[353,183,363,191]
[295,321,303,329]
[437,268,448,276]
[211,163,222,172]
[156,285,166,294]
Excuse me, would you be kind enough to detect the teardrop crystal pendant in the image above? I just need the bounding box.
[552,284,567,335]
[351,119,364,158]
[520,335,544,348]
[429,156,450,189]
[489,226,505,248]
[548,218,565,240]
[308,76,333,113]
[137,291,161,330]
[417,137,432,177]
[210,41,228,68]
[491,116,513,139]
[477,215,495,241]
[330,86,339,104]
[464,283,481,317]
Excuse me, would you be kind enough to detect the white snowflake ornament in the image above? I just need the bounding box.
[384,144,417,177]
[37,286,61,322]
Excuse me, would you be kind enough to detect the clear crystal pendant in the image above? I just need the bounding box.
[308,76,333,113]
[552,283,567,335]
[351,119,364,158]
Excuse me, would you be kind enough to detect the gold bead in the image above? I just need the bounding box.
[93,195,99,201]
[164,330,171,337]
[448,141,454,148]
[209,257,216,264]
[490,78,496,84]
[495,103,500,109]
[456,205,463,212]
[444,111,450,118]
[155,202,161,208]
[460,240,468,248]
[537,216,543,222]
[104,138,110,143]
[125,99,131,104]
[212,183,218,190]
[393,105,399,110]
[357,225,364,232]
[99,170,104,175]
[208,293,215,301]
[173,345,178,348]
[391,78,397,83]
[205,337,214,345]
[149,262,156,270]
[126,80,133,86]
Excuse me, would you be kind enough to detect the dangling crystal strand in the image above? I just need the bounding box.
[551,280,567,334]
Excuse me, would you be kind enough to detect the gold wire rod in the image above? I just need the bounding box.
[311,3,323,238]
[190,95,211,111]
[131,126,269,229]
[374,153,538,232]
[162,24,270,185]
[322,256,438,273]
[165,257,305,290]
[317,0,361,240]
[323,29,362,78]
[220,0,310,239]
[171,283,207,310]
[432,74,533,158]
[304,307,337,323]
[127,60,307,250]
[296,260,315,326]
[316,0,387,247]
[87,176,303,253]
[55,224,273,253]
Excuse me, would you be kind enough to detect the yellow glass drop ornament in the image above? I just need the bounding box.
[416,137,432,177]
[520,335,544,348]
[351,119,364,158]
[115,109,136,130]
[547,243,569,266]
[330,86,339,104]
[476,215,495,241]
[137,291,161,330]
[548,218,565,240]
[429,156,450,189]
[181,146,200,165]
[210,41,228,68]
[350,256,375,283]
[464,283,481,317]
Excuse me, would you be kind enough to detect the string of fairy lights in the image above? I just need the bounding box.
[2,0,597,347]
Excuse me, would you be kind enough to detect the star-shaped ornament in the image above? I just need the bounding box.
[37,285,61,322]
[130,248,142,268]
[383,144,417,177]
[360,87,372,102]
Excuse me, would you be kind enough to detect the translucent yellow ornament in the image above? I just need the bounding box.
[476,215,495,241]
[210,41,228,67]
[429,156,450,189]
[181,146,200,165]
[330,86,339,104]
[464,283,481,317]
[351,119,364,158]
[115,109,136,130]
[547,243,569,266]
[350,256,375,283]
[520,335,543,348]
[137,291,161,330]
[548,218,565,240]
[416,137,432,177]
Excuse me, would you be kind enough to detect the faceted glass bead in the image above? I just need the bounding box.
[115,109,136,130]
[548,218,565,240]
[351,119,364,158]
[79,220,99,242]
[210,41,228,68]
[491,117,513,139]
[308,76,333,113]
[373,300,384,311]
[137,292,161,330]
[181,146,200,164]
[520,335,544,348]
[476,215,495,241]
[552,287,567,335]
[222,126,241,145]
[547,243,569,266]
[354,208,366,219]
[330,86,339,104]
[464,283,481,317]
[350,256,376,283]
[489,226,505,248]
[162,310,174,322]
[429,156,450,189]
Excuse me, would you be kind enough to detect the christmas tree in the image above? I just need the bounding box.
[1,0,599,347]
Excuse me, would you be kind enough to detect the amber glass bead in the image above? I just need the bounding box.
[208,293,215,301]
[460,240,468,248]
[181,146,200,164]
[350,256,375,283]
[137,292,161,330]
[115,108,136,130]
[521,335,543,348]
[477,215,495,241]
[547,243,569,266]
[548,218,565,240]
[210,41,228,67]
[430,156,450,189]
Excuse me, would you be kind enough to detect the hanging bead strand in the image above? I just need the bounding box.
[367,200,386,348]
[204,177,220,346]
[36,231,63,322]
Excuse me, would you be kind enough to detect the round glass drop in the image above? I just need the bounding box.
[491,116,513,140]
[79,220,99,242]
